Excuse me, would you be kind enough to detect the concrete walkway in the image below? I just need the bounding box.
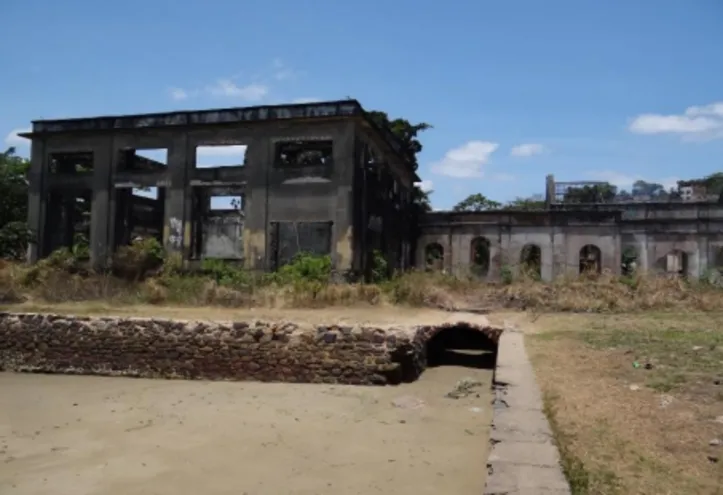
[484,324,571,494]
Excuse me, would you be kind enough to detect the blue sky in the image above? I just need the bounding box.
[2,0,722,210]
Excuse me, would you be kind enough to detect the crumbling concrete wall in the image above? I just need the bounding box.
[202,214,243,259]
[0,313,501,386]
[418,204,723,281]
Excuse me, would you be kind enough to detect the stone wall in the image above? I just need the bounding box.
[0,312,501,385]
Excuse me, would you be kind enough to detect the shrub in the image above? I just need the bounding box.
[200,258,254,290]
[0,221,31,260]
[370,249,389,283]
[273,253,332,285]
[113,237,165,280]
[500,264,514,285]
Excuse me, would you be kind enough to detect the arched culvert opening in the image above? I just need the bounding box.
[425,325,497,370]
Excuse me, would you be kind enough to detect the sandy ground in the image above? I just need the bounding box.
[0,362,493,495]
[2,302,501,329]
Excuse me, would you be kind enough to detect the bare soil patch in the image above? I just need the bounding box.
[0,301,497,328]
[0,363,493,495]
[527,312,723,495]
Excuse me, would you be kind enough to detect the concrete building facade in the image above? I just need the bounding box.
[20,100,418,278]
[417,203,723,281]
[21,99,723,282]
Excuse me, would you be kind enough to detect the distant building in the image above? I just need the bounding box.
[677,180,717,202]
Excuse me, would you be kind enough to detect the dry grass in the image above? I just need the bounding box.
[527,313,723,495]
[2,260,723,313]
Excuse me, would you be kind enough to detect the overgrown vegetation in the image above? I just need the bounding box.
[0,148,32,260]
[3,236,723,312]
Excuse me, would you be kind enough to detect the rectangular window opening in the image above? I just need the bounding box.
[274,140,333,167]
[210,195,244,212]
[190,188,245,261]
[114,186,166,247]
[48,152,94,174]
[270,221,332,270]
[120,148,168,172]
[195,145,247,169]
[43,190,92,258]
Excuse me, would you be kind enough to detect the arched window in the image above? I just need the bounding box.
[663,250,688,277]
[520,244,542,279]
[621,246,638,276]
[470,237,491,277]
[425,243,444,271]
[579,244,602,274]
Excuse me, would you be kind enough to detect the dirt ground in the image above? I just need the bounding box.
[526,312,723,495]
[1,302,503,329]
[0,360,493,495]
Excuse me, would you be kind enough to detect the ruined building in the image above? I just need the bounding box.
[20,100,418,278]
[419,177,723,281]
[21,100,723,282]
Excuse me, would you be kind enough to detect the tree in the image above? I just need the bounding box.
[366,111,431,173]
[452,193,502,212]
[631,180,665,198]
[503,197,546,210]
[702,172,723,197]
[412,186,433,212]
[563,183,617,204]
[0,147,31,259]
[368,110,433,212]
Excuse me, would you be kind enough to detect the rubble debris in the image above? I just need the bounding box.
[446,377,483,399]
[391,396,425,410]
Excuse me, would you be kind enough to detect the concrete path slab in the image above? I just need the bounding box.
[484,324,571,495]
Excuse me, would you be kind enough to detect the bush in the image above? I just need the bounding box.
[370,249,389,283]
[273,253,332,285]
[113,237,165,280]
[0,221,31,260]
[200,258,254,290]
[500,264,514,285]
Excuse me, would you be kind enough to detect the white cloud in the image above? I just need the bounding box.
[169,87,189,101]
[585,170,680,191]
[628,102,723,139]
[4,128,30,147]
[430,141,499,178]
[206,79,269,101]
[510,143,546,157]
[415,179,434,192]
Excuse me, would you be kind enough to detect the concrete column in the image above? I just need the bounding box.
[545,174,555,207]
[637,234,649,273]
[90,137,113,269]
[611,228,622,275]
[26,138,46,263]
[163,134,190,259]
[332,122,355,272]
[446,228,454,273]
[696,232,709,278]
[552,231,567,277]
[242,138,268,270]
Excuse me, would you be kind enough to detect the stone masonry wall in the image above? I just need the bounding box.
[0,313,501,385]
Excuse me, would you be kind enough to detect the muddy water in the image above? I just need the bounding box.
[0,363,493,495]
